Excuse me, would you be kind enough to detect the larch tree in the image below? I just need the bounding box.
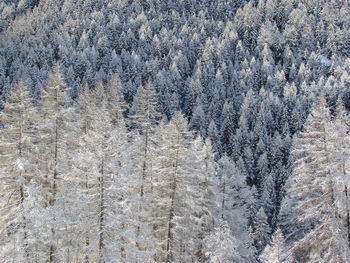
[61,84,95,262]
[128,79,161,260]
[35,63,72,262]
[190,137,216,262]
[253,207,271,255]
[69,81,135,263]
[0,78,37,262]
[75,82,112,262]
[260,227,285,263]
[151,111,215,263]
[329,98,350,247]
[203,219,242,263]
[286,93,350,262]
[104,73,127,125]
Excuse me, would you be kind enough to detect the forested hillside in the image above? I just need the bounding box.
[0,0,350,262]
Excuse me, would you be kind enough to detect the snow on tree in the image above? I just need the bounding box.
[128,80,161,260]
[220,101,235,155]
[68,81,141,262]
[330,98,350,246]
[260,227,285,263]
[253,207,271,255]
[216,154,257,261]
[104,73,127,125]
[0,78,37,261]
[150,111,216,262]
[203,219,242,263]
[285,92,350,262]
[1,0,350,261]
[35,63,73,262]
[260,172,277,226]
[189,103,207,139]
[191,137,217,261]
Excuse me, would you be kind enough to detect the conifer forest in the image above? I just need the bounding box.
[0,0,350,262]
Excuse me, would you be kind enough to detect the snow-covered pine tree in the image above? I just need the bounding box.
[215,154,257,262]
[253,207,271,255]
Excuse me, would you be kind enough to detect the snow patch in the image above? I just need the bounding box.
[319,55,331,66]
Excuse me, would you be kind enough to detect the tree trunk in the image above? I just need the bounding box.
[98,159,105,261]
[166,135,180,263]
[221,179,225,220]
[18,121,29,260]
[49,89,59,262]
[20,185,29,259]
[136,127,150,261]
[343,173,350,245]
[140,128,149,198]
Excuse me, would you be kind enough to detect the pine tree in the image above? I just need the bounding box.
[260,172,277,226]
[220,101,235,155]
[189,103,207,138]
[253,208,271,255]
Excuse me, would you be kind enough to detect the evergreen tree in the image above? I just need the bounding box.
[253,207,271,255]
[216,154,256,261]
[189,103,207,138]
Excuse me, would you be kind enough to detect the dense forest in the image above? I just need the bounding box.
[0,0,350,262]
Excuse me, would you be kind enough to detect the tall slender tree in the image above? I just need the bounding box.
[260,228,285,263]
[69,81,137,262]
[0,78,37,261]
[285,93,350,262]
[36,63,72,262]
[128,80,161,260]
[151,112,215,262]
